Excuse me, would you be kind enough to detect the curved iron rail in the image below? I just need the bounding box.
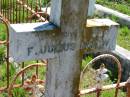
[0,17,10,89]
[8,63,46,97]
[80,54,122,97]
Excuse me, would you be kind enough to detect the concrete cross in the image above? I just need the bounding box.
[9,0,118,97]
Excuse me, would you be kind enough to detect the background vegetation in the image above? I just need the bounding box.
[96,0,130,15]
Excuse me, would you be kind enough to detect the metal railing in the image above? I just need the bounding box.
[0,17,47,96]
[80,54,130,97]
[0,17,10,91]
[80,80,130,97]
[0,0,49,94]
[0,0,49,23]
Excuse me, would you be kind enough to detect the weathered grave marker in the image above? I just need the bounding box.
[9,0,118,97]
[9,20,118,62]
[45,1,89,97]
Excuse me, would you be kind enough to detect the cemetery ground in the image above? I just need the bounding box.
[0,0,130,97]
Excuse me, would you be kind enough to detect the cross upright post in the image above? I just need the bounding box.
[45,0,89,97]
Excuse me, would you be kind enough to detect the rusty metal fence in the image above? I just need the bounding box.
[0,0,49,95]
[0,17,47,96]
[0,0,49,23]
[80,54,130,97]
[80,81,130,97]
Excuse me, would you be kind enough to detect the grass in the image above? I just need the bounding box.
[0,24,6,41]
[117,26,130,50]
[96,0,130,16]
[81,89,125,97]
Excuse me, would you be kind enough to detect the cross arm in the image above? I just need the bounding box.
[9,22,60,62]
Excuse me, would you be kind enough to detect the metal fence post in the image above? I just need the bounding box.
[126,77,130,97]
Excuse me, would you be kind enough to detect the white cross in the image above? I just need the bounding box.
[9,0,118,97]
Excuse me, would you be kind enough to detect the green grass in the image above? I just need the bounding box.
[0,24,7,41]
[96,0,130,16]
[84,89,125,97]
[82,89,125,97]
[117,26,130,50]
